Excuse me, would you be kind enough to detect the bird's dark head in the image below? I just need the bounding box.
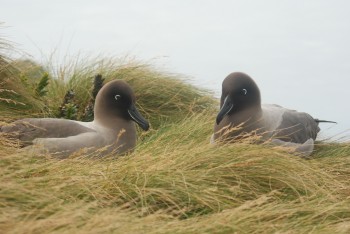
[216,72,261,125]
[94,80,149,131]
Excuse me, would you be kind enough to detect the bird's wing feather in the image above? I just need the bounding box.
[274,109,319,143]
[1,118,95,146]
[261,105,319,143]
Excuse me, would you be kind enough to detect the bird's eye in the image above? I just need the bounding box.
[115,94,121,100]
[242,89,247,95]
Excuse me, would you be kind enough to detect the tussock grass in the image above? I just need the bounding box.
[3,54,214,128]
[2,49,214,127]
[1,112,350,233]
[1,38,350,233]
[0,36,45,117]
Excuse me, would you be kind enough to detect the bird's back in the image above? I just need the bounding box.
[261,104,319,143]
[1,118,95,146]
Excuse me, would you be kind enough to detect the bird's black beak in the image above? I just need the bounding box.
[216,96,234,125]
[128,104,150,131]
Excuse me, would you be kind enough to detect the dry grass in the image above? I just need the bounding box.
[1,112,350,233]
[4,54,214,127]
[1,37,350,233]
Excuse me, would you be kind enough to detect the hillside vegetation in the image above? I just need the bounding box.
[1,38,350,234]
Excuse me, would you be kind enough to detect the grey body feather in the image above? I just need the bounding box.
[261,104,320,143]
[213,72,334,157]
[1,80,149,158]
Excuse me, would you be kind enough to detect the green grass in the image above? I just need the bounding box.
[1,41,350,233]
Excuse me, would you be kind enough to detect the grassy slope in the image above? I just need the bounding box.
[1,53,350,233]
[0,58,45,117]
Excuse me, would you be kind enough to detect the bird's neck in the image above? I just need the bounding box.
[214,105,263,141]
[94,115,134,131]
[236,105,262,122]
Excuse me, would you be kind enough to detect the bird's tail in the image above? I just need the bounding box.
[315,119,337,124]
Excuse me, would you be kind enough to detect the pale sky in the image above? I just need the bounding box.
[1,0,349,140]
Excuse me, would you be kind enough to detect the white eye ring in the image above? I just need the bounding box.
[242,89,247,95]
[115,94,121,100]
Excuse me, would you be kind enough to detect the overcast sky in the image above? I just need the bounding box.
[1,0,349,140]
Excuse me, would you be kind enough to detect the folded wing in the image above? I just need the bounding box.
[1,118,95,146]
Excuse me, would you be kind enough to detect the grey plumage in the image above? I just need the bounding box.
[213,72,335,157]
[1,80,149,158]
